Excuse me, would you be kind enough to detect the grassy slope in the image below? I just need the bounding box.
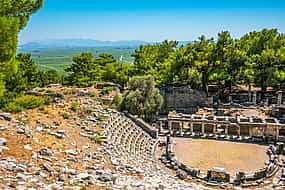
[19,47,136,75]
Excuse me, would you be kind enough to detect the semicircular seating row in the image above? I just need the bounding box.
[103,111,158,173]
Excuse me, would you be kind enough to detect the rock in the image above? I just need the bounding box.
[35,126,43,132]
[0,138,7,145]
[42,163,53,172]
[39,148,53,156]
[24,145,33,151]
[176,170,188,180]
[57,130,66,134]
[39,172,48,178]
[65,149,78,156]
[0,124,7,131]
[66,158,78,163]
[17,128,25,134]
[59,174,67,181]
[15,164,26,172]
[77,173,89,180]
[16,173,28,180]
[67,169,77,175]
[55,133,65,139]
[0,147,2,154]
[24,128,33,137]
[0,113,12,121]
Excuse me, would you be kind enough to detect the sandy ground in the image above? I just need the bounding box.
[173,138,268,175]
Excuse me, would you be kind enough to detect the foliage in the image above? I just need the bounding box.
[130,29,285,96]
[84,107,94,114]
[70,102,79,111]
[132,40,178,83]
[0,0,43,96]
[111,93,122,109]
[100,87,114,96]
[89,135,106,144]
[121,75,163,121]
[61,112,70,119]
[37,70,63,87]
[3,95,45,113]
[97,114,105,121]
[102,62,135,87]
[64,53,116,87]
[63,88,77,95]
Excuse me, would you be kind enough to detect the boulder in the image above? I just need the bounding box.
[39,148,53,156]
[42,163,53,172]
[0,138,7,145]
[177,170,188,180]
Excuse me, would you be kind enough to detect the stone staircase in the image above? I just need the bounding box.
[103,110,207,190]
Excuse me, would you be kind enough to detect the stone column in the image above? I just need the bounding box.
[190,123,194,133]
[238,126,241,136]
[225,126,228,135]
[229,95,233,103]
[159,121,163,133]
[168,121,172,135]
[277,90,283,106]
[166,135,170,156]
[213,124,216,134]
[253,91,257,105]
[276,127,279,141]
[249,127,252,137]
[265,98,269,106]
[180,122,183,134]
[202,123,205,134]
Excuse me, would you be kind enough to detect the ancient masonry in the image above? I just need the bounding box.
[160,135,284,188]
[103,110,207,189]
[158,114,285,142]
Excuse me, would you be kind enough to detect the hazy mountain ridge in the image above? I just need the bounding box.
[20,39,193,50]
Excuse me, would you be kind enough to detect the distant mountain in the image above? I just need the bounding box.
[20,39,150,49]
[19,39,194,50]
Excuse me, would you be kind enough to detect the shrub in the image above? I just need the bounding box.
[89,135,106,144]
[85,107,93,114]
[97,114,105,121]
[39,105,45,111]
[70,103,79,111]
[45,89,55,93]
[111,93,122,109]
[63,88,77,95]
[4,95,45,113]
[87,92,96,97]
[38,89,46,92]
[94,98,103,105]
[61,112,70,119]
[100,87,113,96]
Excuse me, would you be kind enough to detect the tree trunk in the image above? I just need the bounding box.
[261,75,266,99]
[202,73,209,96]
[248,81,251,102]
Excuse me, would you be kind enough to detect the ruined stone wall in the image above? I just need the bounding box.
[159,85,206,114]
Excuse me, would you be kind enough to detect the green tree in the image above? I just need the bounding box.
[102,62,135,87]
[65,53,102,87]
[37,70,63,87]
[0,0,43,95]
[5,53,38,92]
[132,40,178,83]
[121,75,163,122]
[192,35,217,95]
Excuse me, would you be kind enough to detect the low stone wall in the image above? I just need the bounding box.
[159,136,283,188]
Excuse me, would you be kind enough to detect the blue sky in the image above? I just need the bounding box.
[19,0,285,44]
